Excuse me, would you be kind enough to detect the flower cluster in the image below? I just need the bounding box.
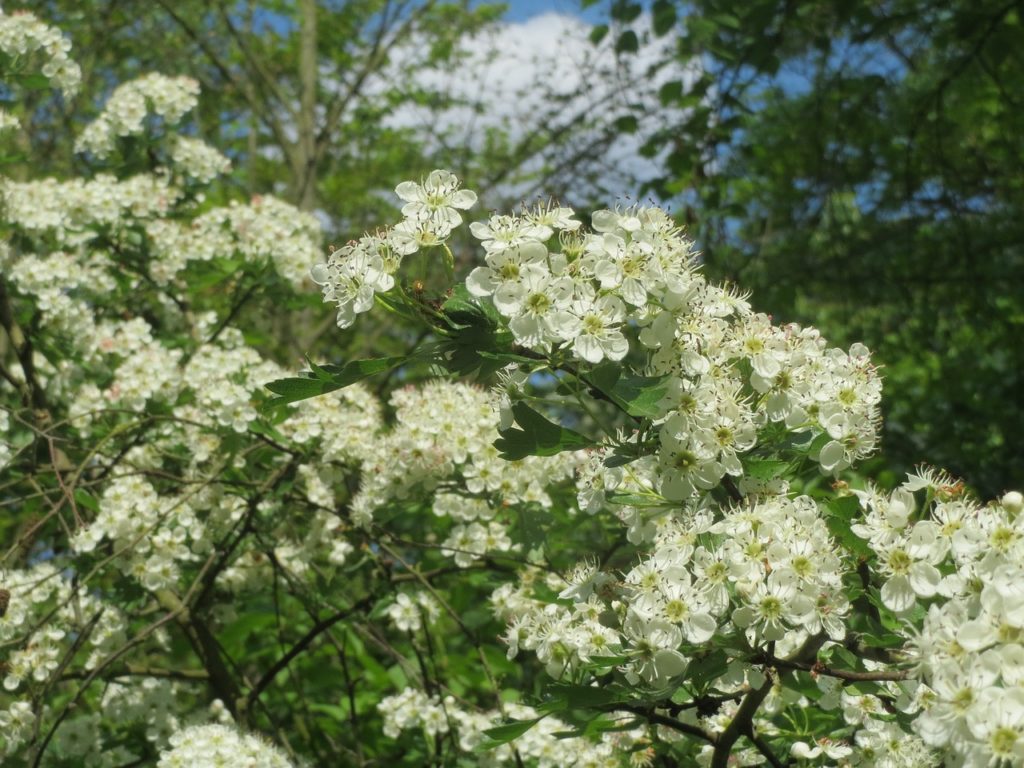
[0,109,21,133]
[0,408,14,470]
[0,564,128,756]
[310,235,396,328]
[147,194,321,286]
[75,73,200,157]
[1,174,179,239]
[349,380,579,532]
[387,591,440,633]
[103,678,183,748]
[0,10,81,96]
[311,169,477,328]
[169,135,232,184]
[500,495,848,686]
[317,173,882,496]
[379,688,647,767]
[5,11,1022,764]
[855,478,1024,767]
[157,724,294,768]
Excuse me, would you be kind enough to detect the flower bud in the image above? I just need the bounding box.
[1001,490,1024,515]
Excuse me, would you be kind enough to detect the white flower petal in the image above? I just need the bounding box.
[908,561,941,598]
[957,619,997,652]
[881,575,916,613]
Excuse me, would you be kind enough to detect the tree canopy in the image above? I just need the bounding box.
[614,0,1024,496]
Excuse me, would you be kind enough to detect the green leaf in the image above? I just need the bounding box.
[539,683,625,713]
[741,457,789,482]
[494,402,594,460]
[19,73,53,91]
[687,649,730,689]
[615,30,639,54]
[442,285,500,329]
[589,24,609,45]
[711,13,740,29]
[652,0,677,36]
[589,364,671,418]
[610,1,642,22]
[478,350,538,366]
[605,491,668,508]
[309,703,350,721]
[614,115,639,134]
[438,325,514,378]
[247,419,290,445]
[262,356,405,408]
[436,288,518,377]
[826,495,872,558]
[659,80,684,105]
[478,717,543,748]
[74,489,100,514]
[603,450,639,468]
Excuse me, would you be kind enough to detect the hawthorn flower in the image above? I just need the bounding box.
[493,266,579,352]
[571,292,629,363]
[388,216,452,255]
[965,688,1024,767]
[0,701,35,756]
[916,662,998,748]
[310,236,395,329]
[395,169,476,230]
[523,202,580,233]
[575,448,625,514]
[441,521,512,567]
[874,522,946,613]
[558,560,614,602]
[656,579,718,643]
[817,409,879,473]
[584,233,657,307]
[569,616,621,664]
[706,410,757,477]
[466,241,548,298]
[790,738,853,761]
[157,724,294,767]
[621,611,688,687]
[470,213,552,252]
[1003,491,1024,516]
[732,569,814,645]
[387,592,439,633]
[690,548,732,615]
[657,433,723,501]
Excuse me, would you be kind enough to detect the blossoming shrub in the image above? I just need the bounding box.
[2,9,1023,768]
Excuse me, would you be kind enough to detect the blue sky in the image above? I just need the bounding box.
[501,0,604,23]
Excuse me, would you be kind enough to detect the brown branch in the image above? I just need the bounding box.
[749,731,785,768]
[151,0,295,167]
[767,655,910,683]
[245,593,377,708]
[712,634,826,768]
[0,279,46,410]
[28,608,106,764]
[613,704,716,744]
[27,551,218,766]
[60,664,210,682]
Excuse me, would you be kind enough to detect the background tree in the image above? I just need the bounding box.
[607,0,1024,497]
[19,1,674,367]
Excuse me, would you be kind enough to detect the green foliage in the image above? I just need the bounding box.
[588,364,671,419]
[627,0,1024,496]
[263,356,408,407]
[494,401,595,460]
[478,717,545,747]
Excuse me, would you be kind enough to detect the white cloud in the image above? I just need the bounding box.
[366,11,699,207]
